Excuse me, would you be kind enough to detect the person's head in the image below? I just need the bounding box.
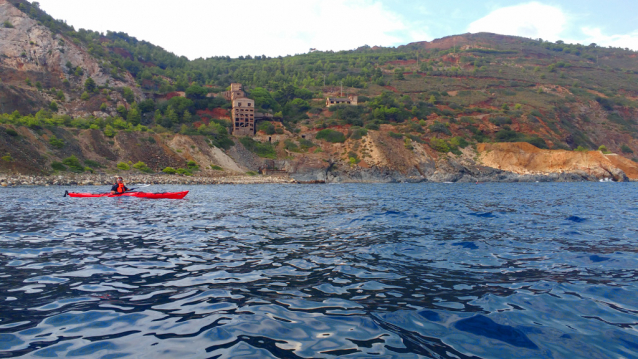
[115,176,123,184]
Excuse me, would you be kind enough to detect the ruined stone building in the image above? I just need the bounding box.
[326,95,358,107]
[224,83,279,136]
[232,97,255,136]
[221,83,246,101]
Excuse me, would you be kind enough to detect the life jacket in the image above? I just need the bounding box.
[116,183,126,194]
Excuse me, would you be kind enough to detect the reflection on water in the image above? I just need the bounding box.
[0,183,637,358]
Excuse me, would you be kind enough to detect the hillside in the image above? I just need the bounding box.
[2,0,638,182]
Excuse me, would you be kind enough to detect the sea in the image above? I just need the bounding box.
[0,183,637,358]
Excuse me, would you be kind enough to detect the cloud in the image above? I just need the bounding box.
[467,2,567,41]
[36,0,429,59]
[581,27,638,50]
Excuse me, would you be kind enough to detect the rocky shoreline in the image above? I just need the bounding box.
[0,167,626,187]
[0,173,296,187]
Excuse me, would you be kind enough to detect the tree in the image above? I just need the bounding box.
[394,68,405,80]
[122,87,135,103]
[251,87,280,111]
[35,81,42,90]
[166,106,179,123]
[100,103,107,111]
[116,105,128,118]
[183,110,192,123]
[127,108,141,126]
[138,99,155,113]
[49,101,58,112]
[84,77,96,92]
[80,91,90,101]
[428,95,436,104]
[185,84,207,99]
[56,90,65,101]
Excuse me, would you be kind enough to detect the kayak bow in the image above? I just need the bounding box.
[66,191,189,199]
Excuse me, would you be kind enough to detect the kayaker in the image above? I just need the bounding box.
[110,177,129,195]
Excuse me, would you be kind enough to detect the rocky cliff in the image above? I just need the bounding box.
[3,121,636,183]
[0,0,141,116]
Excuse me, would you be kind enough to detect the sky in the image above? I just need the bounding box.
[33,0,638,59]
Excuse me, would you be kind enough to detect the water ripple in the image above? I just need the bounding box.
[0,183,637,358]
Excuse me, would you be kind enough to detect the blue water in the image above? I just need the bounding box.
[0,183,637,358]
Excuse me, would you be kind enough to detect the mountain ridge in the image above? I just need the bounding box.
[2,0,638,182]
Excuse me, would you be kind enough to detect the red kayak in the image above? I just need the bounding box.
[66,191,189,199]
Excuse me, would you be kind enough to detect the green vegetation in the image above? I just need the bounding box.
[246,171,258,176]
[132,161,152,173]
[84,159,102,168]
[2,154,13,162]
[3,0,638,160]
[621,144,634,154]
[240,137,277,158]
[316,129,346,143]
[51,161,66,171]
[48,135,65,148]
[62,155,85,172]
[598,145,611,154]
[5,128,18,137]
[3,20,14,28]
[162,167,176,174]
[210,165,224,171]
[116,162,130,170]
[186,160,199,171]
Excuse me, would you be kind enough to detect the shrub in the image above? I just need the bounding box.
[162,167,177,174]
[186,160,199,171]
[5,128,18,137]
[103,125,116,137]
[574,146,588,152]
[80,91,90,101]
[428,121,451,135]
[48,135,65,149]
[450,137,469,149]
[284,139,299,152]
[51,161,66,171]
[298,138,316,150]
[117,162,130,170]
[2,154,13,162]
[49,101,58,112]
[621,144,634,154]
[598,145,611,154]
[210,165,224,171]
[526,136,548,149]
[132,161,153,173]
[258,121,276,135]
[490,116,512,126]
[350,127,368,140]
[388,131,403,139]
[315,129,346,143]
[176,168,192,176]
[3,21,14,28]
[84,159,102,168]
[246,171,258,176]
[62,155,84,172]
[430,138,450,153]
[365,123,380,130]
[495,129,523,142]
[239,137,277,159]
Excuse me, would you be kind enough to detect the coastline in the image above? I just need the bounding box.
[0,168,629,187]
[0,173,296,187]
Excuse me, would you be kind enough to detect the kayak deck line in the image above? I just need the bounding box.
[66,191,189,199]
